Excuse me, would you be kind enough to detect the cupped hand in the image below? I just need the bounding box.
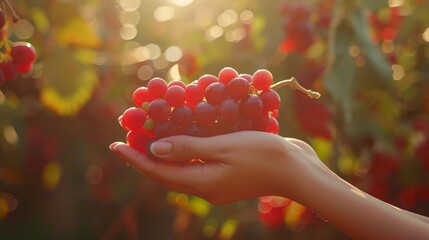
[110,131,324,204]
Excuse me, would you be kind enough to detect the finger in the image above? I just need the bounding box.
[148,135,229,162]
[111,143,212,191]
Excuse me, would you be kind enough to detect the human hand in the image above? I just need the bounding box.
[110,131,325,204]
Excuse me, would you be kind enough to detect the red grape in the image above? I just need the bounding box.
[218,99,240,125]
[205,82,227,105]
[252,69,273,91]
[227,77,250,100]
[11,42,37,65]
[133,87,152,108]
[127,129,154,153]
[197,74,218,91]
[147,77,168,98]
[240,95,263,119]
[154,121,178,138]
[121,107,147,131]
[185,83,204,106]
[168,80,186,89]
[266,116,280,134]
[171,105,193,128]
[194,102,217,128]
[147,99,171,122]
[164,85,186,107]
[218,67,239,84]
[260,90,281,112]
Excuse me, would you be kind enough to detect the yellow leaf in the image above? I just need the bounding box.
[41,48,99,116]
[56,17,102,48]
[31,7,50,34]
[42,161,62,191]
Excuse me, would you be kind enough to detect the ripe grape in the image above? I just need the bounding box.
[227,77,250,100]
[252,69,273,91]
[133,87,152,108]
[171,105,193,128]
[205,82,227,105]
[185,83,204,106]
[147,77,168,98]
[164,85,186,107]
[266,116,280,134]
[147,99,171,122]
[218,67,238,84]
[252,112,270,131]
[168,80,186,89]
[127,129,153,153]
[11,42,37,65]
[218,99,240,125]
[194,102,217,127]
[0,62,18,81]
[260,90,281,112]
[240,95,263,119]
[121,107,147,131]
[197,74,218,91]
[154,121,178,138]
[185,123,206,137]
[118,67,295,155]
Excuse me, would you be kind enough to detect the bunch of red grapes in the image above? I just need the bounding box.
[118,67,281,155]
[0,9,37,86]
[279,1,315,54]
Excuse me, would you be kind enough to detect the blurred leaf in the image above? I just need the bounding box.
[31,7,50,34]
[42,161,62,191]
[360,0,387,10]
[350,9,392,83]
[323,24,356,123]
[41,48,99,116]
[55,17,102,48]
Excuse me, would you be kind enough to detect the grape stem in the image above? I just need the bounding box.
[2,0,19,23]
[270,77,321,99]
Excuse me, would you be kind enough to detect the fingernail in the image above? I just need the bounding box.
[109,142,119,151]
[150,142,172,156]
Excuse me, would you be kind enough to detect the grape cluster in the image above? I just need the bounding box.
[0,8,37,86]
[279,1,315,54]
[118,67,281,154]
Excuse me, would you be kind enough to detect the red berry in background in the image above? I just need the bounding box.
[147,77,168,99]
[121,107,147,131]
[0,62,18,81]
[133,87,152,108]
[218,67,238,85]
[252,69,273,91]
[11,42,37,64]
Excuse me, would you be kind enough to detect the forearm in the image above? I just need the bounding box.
[292,165,429,240]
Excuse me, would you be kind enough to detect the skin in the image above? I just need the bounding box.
[110,131,429,240]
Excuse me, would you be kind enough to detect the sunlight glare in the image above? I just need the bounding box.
[171,0,194,7]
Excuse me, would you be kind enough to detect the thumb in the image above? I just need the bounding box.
[149,135,226,161]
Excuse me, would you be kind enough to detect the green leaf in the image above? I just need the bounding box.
[360,0,388,11]
[323,25,357,123]
[350,9,392,83]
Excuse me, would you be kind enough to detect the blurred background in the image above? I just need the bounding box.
[1,0,429,239]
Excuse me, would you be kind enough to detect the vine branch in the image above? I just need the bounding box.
[271,77,321,99]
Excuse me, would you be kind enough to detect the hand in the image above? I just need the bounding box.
[109,131,325,204]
